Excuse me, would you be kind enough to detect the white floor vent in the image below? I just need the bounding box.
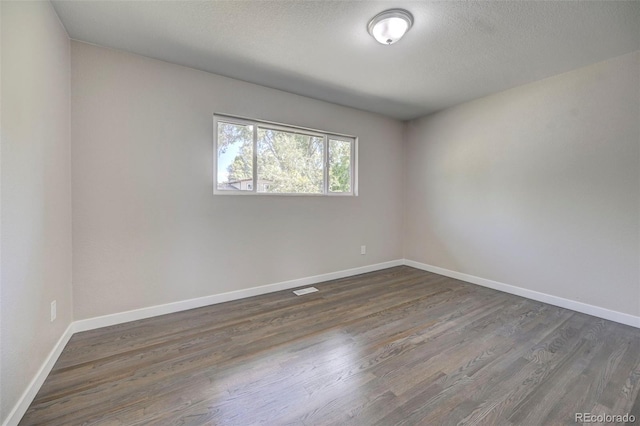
[293,287,318,296]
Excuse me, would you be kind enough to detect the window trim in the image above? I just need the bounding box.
[213,114,358,196]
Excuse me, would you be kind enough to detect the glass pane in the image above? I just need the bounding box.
[257,128,324,194]
[216,122,253,191]
[329,139,352,193]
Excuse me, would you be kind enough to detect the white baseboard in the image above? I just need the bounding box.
[2,322,75,426]
[6,257,638,425]
[4,259,402,425]
[403,259,640,329]
[73,259,404,333]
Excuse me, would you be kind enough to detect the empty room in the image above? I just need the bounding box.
[1,1,639,425]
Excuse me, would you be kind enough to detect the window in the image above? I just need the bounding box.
[214,115,357,195]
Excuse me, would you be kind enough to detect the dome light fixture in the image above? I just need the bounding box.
[367,9,414,45]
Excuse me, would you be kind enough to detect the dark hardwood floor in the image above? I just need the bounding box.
[21,266,640,425]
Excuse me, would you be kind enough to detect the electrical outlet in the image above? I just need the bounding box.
[50,300,57,322]
[361,245,366,255]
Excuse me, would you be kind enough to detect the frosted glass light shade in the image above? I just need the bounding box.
[368,9,413,45]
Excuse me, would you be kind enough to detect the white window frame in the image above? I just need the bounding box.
[213,114,358,196]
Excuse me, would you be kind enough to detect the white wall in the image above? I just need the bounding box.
[71,41,405,320]
[2,8,637,421]
[404,51,640,317]
[1,1,72,423]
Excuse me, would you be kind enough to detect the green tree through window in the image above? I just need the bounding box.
[216,118,355,195]
[257,128,324,193]
[329,139,351,193]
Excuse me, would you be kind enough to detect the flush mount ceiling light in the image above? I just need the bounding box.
[367,9,414,45]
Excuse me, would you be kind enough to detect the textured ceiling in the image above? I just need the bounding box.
[52,1,640,120]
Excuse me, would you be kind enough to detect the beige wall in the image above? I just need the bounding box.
[71,41,405,320]
[404,51,640,316]
[1,1,72,422]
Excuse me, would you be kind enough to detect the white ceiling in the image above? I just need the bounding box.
[52,1,640,120]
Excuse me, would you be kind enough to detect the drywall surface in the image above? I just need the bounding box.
[71,41,405,319]
[1,1,72,422]
[405,51,640,316]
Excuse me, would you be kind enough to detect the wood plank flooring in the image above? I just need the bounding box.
[21,266,640,425]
